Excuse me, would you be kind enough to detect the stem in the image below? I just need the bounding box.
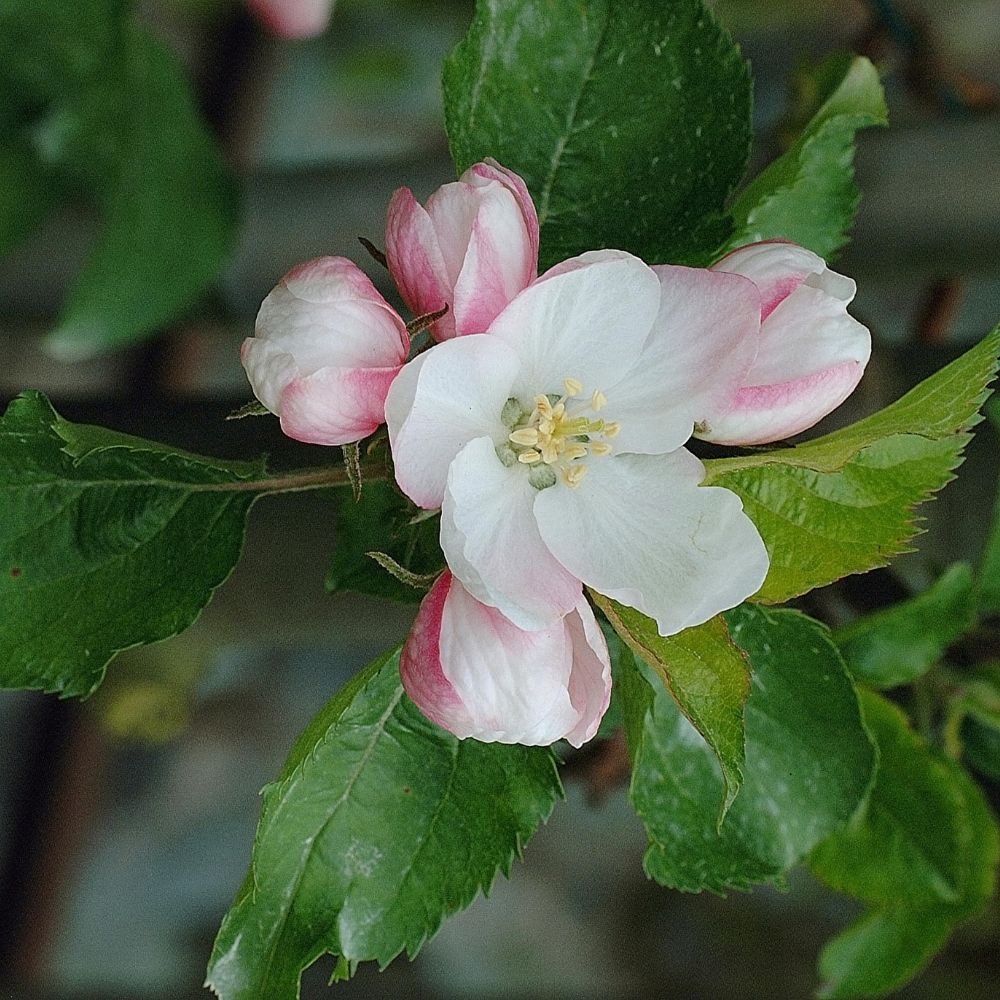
[224,464,388,496]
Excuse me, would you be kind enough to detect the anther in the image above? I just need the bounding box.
[564,377,583,397]
[603,422,621,438]
[509,427,539,446]
[518,449,542,464]
[591,389,607,411]
[563,465,589,487]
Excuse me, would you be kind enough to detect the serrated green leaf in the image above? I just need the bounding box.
[593,595,748,822]
[726,54,887,258]
[810,690,999,999]
[443,0,752,269]
[976,408,1000,616]
[619,604,875,893]
[43,24,238,358]
[0,392,265,697]
[326,481,443,605]
[835,562,976,688]
[704,327,1000,603]
[206,649,562,999]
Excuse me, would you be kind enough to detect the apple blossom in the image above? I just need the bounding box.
[386,249,771,641]
[402,571,612,747]
[695,241,872,445]
[385,159,539,341]
[248,0,334,39]
[241,256,408,446]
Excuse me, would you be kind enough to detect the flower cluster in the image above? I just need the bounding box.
[242,160,871,747]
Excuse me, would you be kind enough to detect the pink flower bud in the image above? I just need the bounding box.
[241,256,408,446]
[402,572,611,748]
[385,159,539,341]
[248,0,334,39]
[696,241,872,445]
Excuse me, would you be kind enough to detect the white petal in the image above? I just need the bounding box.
[441,437,581,630]
[487,250,661,402]
[607,265,761,455]
[386,334,520,509]
[533,451,769,637]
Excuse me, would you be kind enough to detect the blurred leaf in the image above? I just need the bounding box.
[326,480,444,604]
[206,648,561,998]
[810,691,999,999]
[0,141,60,254]
[593,596,749,822]
[956,663,1000,779]
[443,0,752,269]
[44,25,238,358]
[0,0,128,100]
[962,716,1000,782]
[618,605,875,893]
[704,327,1000,603]
[726,54,887,258]
[835,563,975,688]
[0,392,264,697]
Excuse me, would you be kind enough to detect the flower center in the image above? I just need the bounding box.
[497,378,620,489]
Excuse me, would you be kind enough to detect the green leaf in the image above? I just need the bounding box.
[43,24,238,359]
[619,604,875,893]
[976,406,1000,615]
[835,562,976,688]
[810,690,999,999]
[726,54,887,258]
[593,595,749,822]
[206,649,562,999]
[704,327,1000,603]
[443,0,752,269]
[0,0,127,100]
[0,141,60,255]
[0,392,264,697]
[326,481,443,605]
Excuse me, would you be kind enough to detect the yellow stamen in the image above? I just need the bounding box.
[591,389,607,411]
[518,449,542,464]
[564,377,583,397]
[590,441,613,456]
[563,443,588,461]
[603,421,621,438]
[509,427,539,447]
[563,464,589,487]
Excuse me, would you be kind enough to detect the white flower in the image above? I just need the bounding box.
[386,250,771,638]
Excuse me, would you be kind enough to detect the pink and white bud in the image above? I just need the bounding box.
[241,256,408,446]
[385,159,539,341]
[402,572,612,748]
[697,241,872,446]
[248,0,334,39]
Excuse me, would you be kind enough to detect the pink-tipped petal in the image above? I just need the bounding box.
[452,184,537,336]
[386,162,539,341]
[402,572,610,747]
[441,436,582,630]
[534,451,769,638]
[401,573,476,735]
[249,0,334,39]
[385,187,455,340]
[466,159,540,267]
[562,599,613,748]
[278,364,401,446]
[714,240,826,320]
[385,334,520,509]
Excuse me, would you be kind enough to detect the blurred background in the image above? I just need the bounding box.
[1,0,999,997]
